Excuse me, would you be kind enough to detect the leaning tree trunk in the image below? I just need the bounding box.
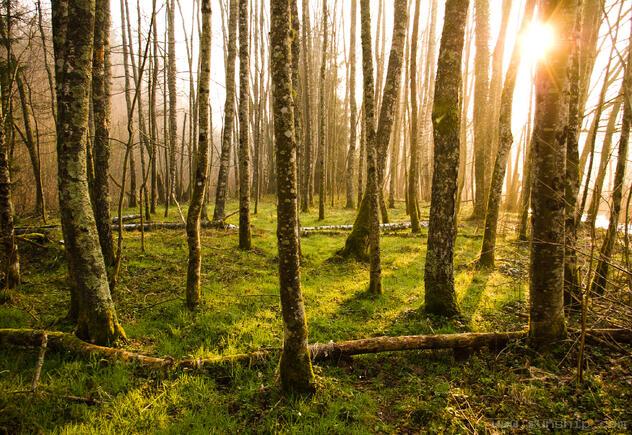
[52,0,125,345]
[185,0,211,310]
[0,88,19,290]
[359,0,384,295]
[213,0,238,222]
[238,0,251,249]
[591,20,632,296]
[477,0,535,269]
[91,0,115,270]
[529,0,576,345]
[270,0,316,395]
[423,0,469,317]
[337,0,407,259]
[345,0,358,210]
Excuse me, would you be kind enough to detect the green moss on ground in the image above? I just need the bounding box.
[1,199,630,433]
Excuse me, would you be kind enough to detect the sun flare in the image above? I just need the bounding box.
[521,21,556,63]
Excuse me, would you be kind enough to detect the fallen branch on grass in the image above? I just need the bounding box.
[3,328,630,373]
[301,221,421,236]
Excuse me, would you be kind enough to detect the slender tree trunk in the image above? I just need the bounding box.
[0,88,19,290]
[91,0,115,270]
[270,0,316,395]
[213,0,238,221]
[317,0,328,221]
[424,0,468,317]
[591,21,632,295]
[359,0,382,295]
[408,0,422,234]
[238,0,252,249]
[529,0,576,345]
[165,0,178,216]
[471,0,490,220]
[186,0,211,310]
[345,0,358,210]
[52,0,125,345]
[478,0,535,268]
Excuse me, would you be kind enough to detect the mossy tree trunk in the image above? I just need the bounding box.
[337,0,407,259]
[345,0,358,210]
[213,0,238,222]
[478,0,535,269]
[0,88,19,290]
[270,0,316,395]
[185,0,211,310]
[359,0,383,295]
[529,0,576,345]
[590,21,631,295]
[91,0,115,270]
[407,0,422,234]
[423,0,469,317]
[52,0,125,345]
[238,0,251,249]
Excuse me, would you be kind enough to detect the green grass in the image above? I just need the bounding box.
[1,198,630,433]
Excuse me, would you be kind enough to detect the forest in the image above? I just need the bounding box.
[0,0,631,432]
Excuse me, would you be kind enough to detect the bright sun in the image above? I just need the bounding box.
[521,21,556,63]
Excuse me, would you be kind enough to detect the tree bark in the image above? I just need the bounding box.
[165,0,178,217]
[529,0,576,345]
[91,0,115,270]
[185,0,211,310]
[591,20,632,295]
[478,0,535,268]
[408,0,422,234]
[52,0,125,345]
[424,0,469,317]
[317,0,328,221]
[345,0,358,210]
[471,0,491,220]
[238,0,252,249]
[270,0,316,395]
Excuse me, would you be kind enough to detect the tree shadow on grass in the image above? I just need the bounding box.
[457,270,491,327]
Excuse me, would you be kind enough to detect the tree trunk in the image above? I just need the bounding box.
[345,0,358,210]
[164,0,178,217]
[0,88,19,290]
[478,0,535,269]
[270,0,316,395]
[424,0,469,317]
[529,0,576,345]
[591,21,632,295]
[300,0,313,213]
[91,0,115,270]
[213,0,238,222]
[408,0,422,234]
[52,0,125,345]
[186,0,211,310]
[337,0,407,258]
[317,0,328,221]
[359,0,384,295]
[238,0,251,249]
[471,0,490,220]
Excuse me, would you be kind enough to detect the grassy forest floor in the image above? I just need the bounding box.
[1,198,630,433]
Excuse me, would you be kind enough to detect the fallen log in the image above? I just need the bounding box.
[301,221,423,236]
[2,328,629,373]
[111,214,141,224]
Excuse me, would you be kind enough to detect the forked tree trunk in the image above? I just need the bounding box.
[185,0,211,310]
[52,0,125,345]
[359,0,383,295]
[424,0,468,317]
[529,0,576,345]
[270,0,316,395]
